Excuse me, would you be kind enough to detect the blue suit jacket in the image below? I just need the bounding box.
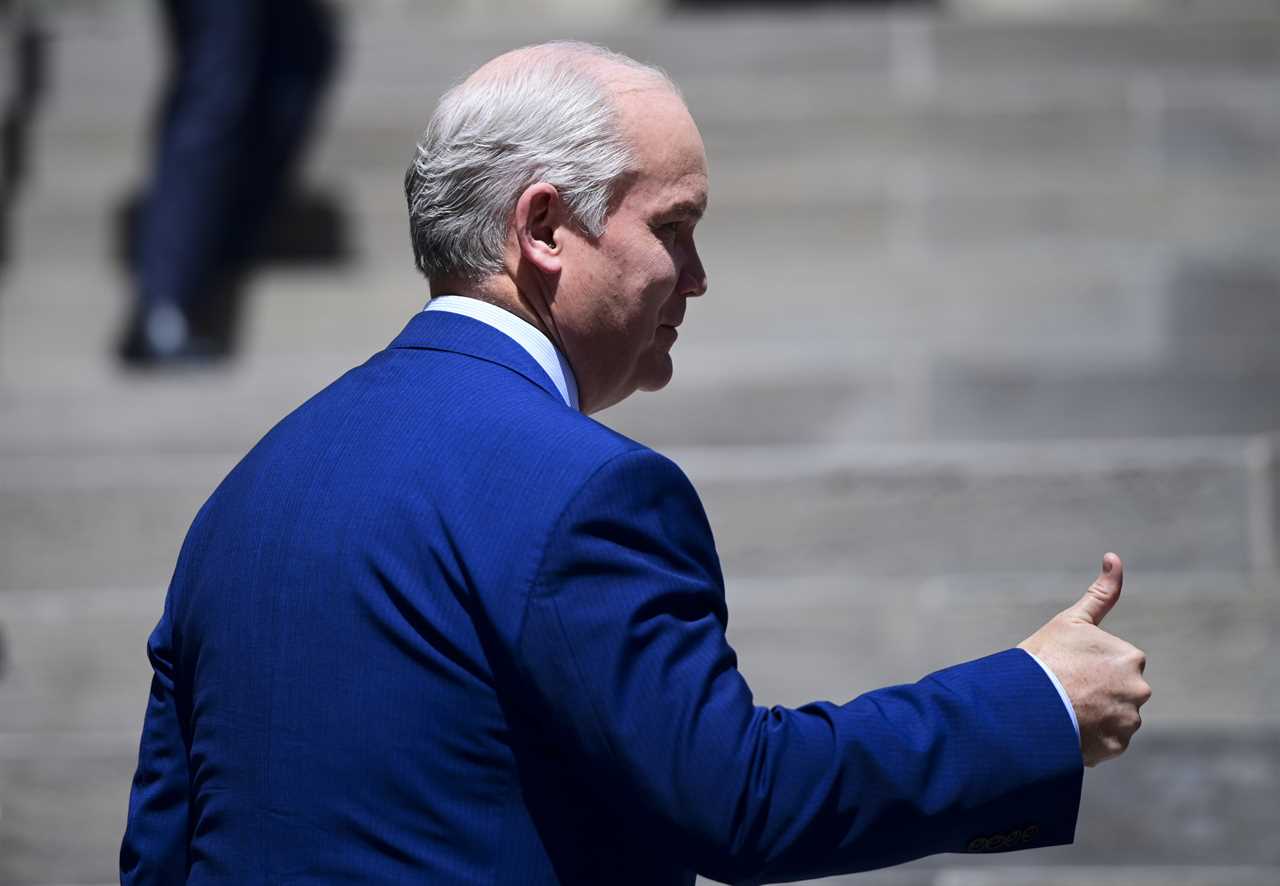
[121,310,1083,884]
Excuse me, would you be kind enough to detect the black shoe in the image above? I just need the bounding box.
[116,301,229,369]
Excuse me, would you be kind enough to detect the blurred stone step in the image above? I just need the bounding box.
[2,726,1277,884]
[2,435,1276,589]
[313,12,1280,122]
[676,436,1279,577]
[0,264,420,388]
[927,867,1280,886]
[11,248,1279,433]
[25,155,1280,285]
[928,16,1280,78]
[28,335,1275,457]
[0,587,160,735]
[29,118,1152,216]
[0,732,135,886]
[0,353,889,453]
[713,865,1280,886]
[28,328,1276,459]
[0,360,362,452]
[0,452,232,591]
[35,82,1280,206]
[10,189,1278,374]
[35,4,1280,131]
[0,240,1175,363]
[611,358,1280,446]
[0,571,1272,735]
[18,10,877,130]
[727,571,1280,727]
[928,360,1280,440]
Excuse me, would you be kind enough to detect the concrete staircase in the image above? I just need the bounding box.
[1,2,1277,883]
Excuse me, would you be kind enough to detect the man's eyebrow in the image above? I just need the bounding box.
[664,200,707,220]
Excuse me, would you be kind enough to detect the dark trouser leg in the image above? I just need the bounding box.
[136,0,265,319]
[216,0,338,275]
[125,0,337,364]
[123,0,264,361]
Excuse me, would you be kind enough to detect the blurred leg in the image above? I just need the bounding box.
[218,0,338,273]
[1,2,48,269]
[124,0,265,361]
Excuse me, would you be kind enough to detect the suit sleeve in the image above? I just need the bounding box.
[515,448,1083,885]
[119,587,191,883]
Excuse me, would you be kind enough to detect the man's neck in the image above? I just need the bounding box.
[428,274,617,414]
[424,295,581,412]
[430,276,546,338]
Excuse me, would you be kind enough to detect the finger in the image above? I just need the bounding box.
[1066,552,1124,626]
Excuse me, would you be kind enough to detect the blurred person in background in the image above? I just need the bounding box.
[120,41,1151,884]
[0,0,47,274]
[117,0,338,367]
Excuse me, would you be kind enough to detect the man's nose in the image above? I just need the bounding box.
[681,249,708,298]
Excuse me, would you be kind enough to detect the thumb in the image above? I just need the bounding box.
[1067,552,1124,626]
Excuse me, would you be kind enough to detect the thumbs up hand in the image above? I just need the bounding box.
[1018,553,1152,767]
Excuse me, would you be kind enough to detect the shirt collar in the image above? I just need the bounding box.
[423,295,580,412]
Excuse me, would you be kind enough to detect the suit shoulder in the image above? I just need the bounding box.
[212,345,677,518]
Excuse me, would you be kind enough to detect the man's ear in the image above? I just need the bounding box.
[514,183,564,276]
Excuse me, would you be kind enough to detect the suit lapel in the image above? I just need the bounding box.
[387,310,565,404]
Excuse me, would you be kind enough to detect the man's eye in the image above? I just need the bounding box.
[654,222,680,242]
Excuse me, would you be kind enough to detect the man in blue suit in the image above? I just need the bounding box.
[121,42,1151,883]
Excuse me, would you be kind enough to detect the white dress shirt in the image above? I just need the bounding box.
[421,294,1080,741]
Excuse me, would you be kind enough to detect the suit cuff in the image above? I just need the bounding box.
[1024,650,1079,739]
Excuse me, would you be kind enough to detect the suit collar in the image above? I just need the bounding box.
[388,310,564,404]
[424,296,579,411]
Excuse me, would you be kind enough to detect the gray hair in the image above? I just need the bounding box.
[405,41,676,281]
